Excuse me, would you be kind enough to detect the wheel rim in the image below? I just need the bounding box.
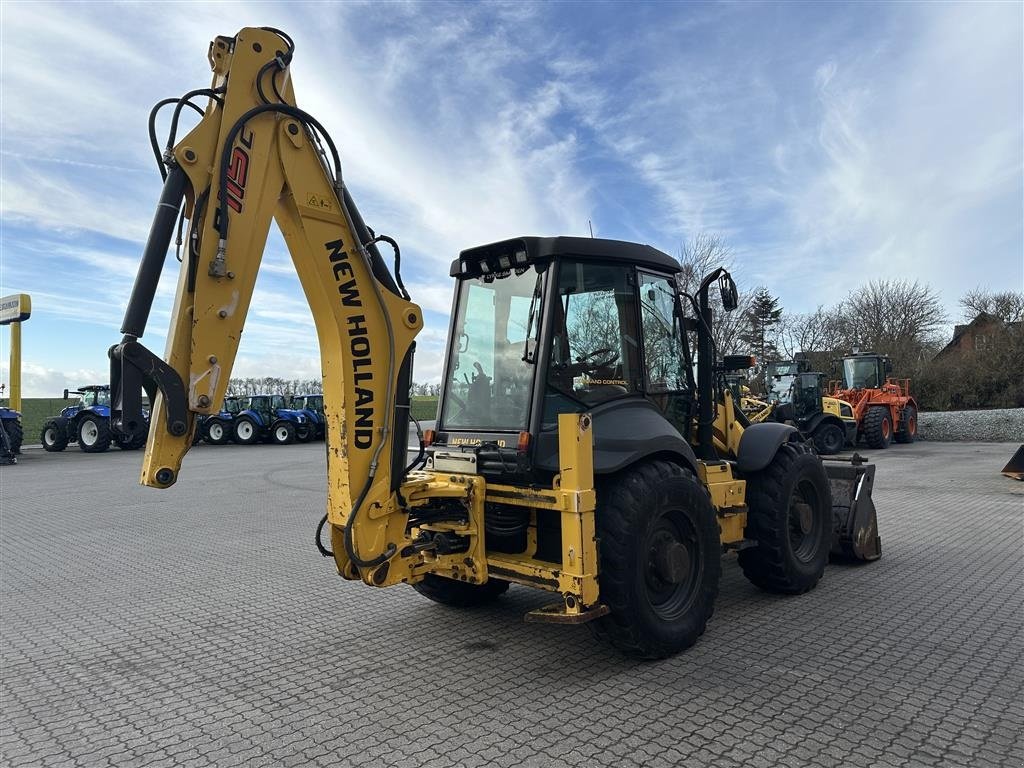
[209,423,223,440]
[882,418,890,439]
[787,478,823,563]
[276,426,289,442]
[81,421,98,446]
[823,427,843,453]
[44,427,56,445]
[643,511,702,621]
[908,416,917,435]
[238,422,253,440]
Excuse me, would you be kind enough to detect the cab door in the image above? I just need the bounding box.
[637,270,691,438]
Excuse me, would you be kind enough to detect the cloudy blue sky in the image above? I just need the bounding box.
[1,1,1021,396]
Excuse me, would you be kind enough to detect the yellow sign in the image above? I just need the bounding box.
[0,294,30,325]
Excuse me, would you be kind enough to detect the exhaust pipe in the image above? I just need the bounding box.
[823,453,881,561]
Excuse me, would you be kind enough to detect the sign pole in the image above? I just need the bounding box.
[9,322,21,412]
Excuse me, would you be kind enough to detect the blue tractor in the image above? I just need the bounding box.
[41,385,148,453]
[289,394,325,440]
[231,394,309,445]
[199,395,241,445]
[0,406,23,462]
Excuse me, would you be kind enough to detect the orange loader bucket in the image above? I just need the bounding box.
[1001,445,1024,481]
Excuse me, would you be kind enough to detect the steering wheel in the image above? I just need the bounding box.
[576,347,620,370]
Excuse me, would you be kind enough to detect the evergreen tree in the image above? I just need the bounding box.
[740,287,783,366]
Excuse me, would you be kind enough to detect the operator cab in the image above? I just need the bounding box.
[432,237,696,481]
[841,353,892,390]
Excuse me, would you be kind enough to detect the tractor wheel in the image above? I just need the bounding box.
[412,574,510,607]
[591,460,721,659]
[271,421,296,445]
[863,407,892,449]
[5,421,23,454]
[41,419,69,452]
[233,416,260,445]
[204,419,230,445]
[811,422,845,455]
[738,442,831,595]
[894,406,917,444]
[295,424,313,443]
[78,415,111,453]
[115,429,147,450]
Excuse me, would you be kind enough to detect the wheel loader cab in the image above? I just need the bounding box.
[432,237,697,481]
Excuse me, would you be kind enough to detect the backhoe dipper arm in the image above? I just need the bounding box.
[110,28,422,576]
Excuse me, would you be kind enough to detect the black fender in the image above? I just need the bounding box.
[534,398,700,476]
[47,416,71,438]
[802,412,843,435]
[737,422,799,473]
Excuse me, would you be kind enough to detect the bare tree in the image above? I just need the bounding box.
[959,288,1024,323]
[677,233,751,357]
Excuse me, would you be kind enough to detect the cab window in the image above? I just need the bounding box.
[546,261,640,417]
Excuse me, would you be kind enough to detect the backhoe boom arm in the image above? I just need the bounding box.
[111,27,423,576]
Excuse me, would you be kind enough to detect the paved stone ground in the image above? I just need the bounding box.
[1,441,1022,767]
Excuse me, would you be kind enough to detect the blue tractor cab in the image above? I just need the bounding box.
[231,394,309,445]
[289,394,325,440]
[41,385,147,453]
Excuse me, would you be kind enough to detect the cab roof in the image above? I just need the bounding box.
[452,236,679,277]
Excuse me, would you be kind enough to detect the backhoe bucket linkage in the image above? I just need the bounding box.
[823,455,881,561]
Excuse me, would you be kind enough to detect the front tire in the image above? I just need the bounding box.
[271,421,296,445]
[233,416,260,445]
[205,419,230,445]
[863,407,892,449]
[78,415,111,453]
[812,422,845,455]
[593,460,721,659]
[894,406,917,444]
[411,574,510,607]
[738,442,831,594]
[41,419,69,452]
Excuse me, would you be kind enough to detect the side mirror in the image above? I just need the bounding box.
[719,273,739,311]
[884,359,893,373]
[62,389,69,400]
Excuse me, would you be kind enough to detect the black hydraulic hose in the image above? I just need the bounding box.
[121,166,189,339]
[343,480,397,569]
[315,514,333,557]
[367,234,410,300]
[404,411,426,474]
[165,88,224,156]
[148,98,203,180]
[215,103,341,241]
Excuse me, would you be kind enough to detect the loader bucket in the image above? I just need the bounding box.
[823,454,881,561]
[1002,445,1024,481]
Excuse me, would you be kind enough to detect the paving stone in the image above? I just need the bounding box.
[1,441,1021,767]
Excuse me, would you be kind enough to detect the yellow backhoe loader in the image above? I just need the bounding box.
[111,27,880,659]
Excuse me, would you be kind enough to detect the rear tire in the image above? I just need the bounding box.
[41,420,69,452]
[894,406,917,444]
[863,406,892,449]
[271,421,296,445]
[411,574,510,607]
[5,421,23,454]
[592,460,721,659]
[78,415,111,453]
[738,442,831,594]
[811,422,845,455]
[205,419,230,445]
[233,416,260,445]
